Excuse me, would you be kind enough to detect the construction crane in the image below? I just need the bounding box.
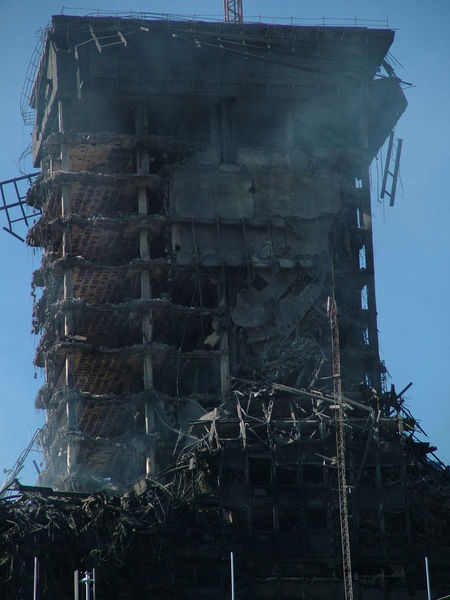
[327,296,354,600]
[224,0,243,22]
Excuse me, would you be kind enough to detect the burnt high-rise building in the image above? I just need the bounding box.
[29,15,405,489]
[1,14,449,600]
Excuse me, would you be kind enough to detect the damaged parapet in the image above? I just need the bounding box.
[27,16,407,491]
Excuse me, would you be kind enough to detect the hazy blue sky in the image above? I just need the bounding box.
[0,0,448,486]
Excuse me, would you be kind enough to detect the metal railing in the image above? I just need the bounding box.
[59,7,390,28]
[0,172,41,242]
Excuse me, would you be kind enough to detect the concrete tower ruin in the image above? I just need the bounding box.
[1,14,449,600]
[29,15,405,490]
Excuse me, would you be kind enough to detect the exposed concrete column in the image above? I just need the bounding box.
[135,102,156,477]
[61,181,77,472]
[58,100,64,134]
[62,184,73,334]
[58,100,70,172]
[62,184,73,332]
[59,98,77,471]
[359,36,370,153]
[357,48,376,387]
[219,282,231,402]
[360,172,382,392]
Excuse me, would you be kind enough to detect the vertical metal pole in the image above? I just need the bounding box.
[136,102,155,478]
[33,556,38,600]
[425,556,432,600]
[74,570,79,600]
[92,568,97,600]
[230,551,235,600]
[85,571,91,600]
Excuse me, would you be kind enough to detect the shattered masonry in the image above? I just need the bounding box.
[1,15,449,599]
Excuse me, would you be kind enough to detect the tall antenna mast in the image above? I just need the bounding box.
[327,296,354,600]
[224,0,243,22]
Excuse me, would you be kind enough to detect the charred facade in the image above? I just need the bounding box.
[2,14,449,600]
[29,16,406,490]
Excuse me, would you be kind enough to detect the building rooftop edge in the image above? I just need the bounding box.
[49,13,395,33]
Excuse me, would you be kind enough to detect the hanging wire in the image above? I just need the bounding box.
[387,51,403,68]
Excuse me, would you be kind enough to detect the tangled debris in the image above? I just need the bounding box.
[2,384,450,599]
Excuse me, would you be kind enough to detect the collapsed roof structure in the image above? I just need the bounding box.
[1,13,449,600]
